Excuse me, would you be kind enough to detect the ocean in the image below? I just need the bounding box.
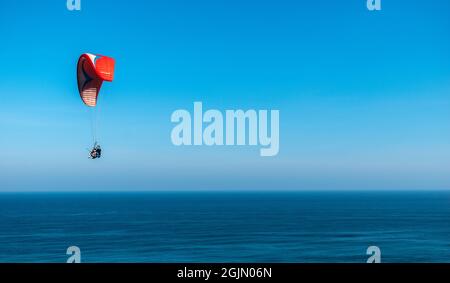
[0,191,449,263]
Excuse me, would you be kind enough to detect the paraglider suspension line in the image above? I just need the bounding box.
[90,107,98,145]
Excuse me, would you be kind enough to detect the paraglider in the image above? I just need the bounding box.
[89,143,102,159]
[77,53,115,159]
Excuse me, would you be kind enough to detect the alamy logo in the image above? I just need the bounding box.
[366,246,381,263]
[66,246,81,263]
[367,0,381,11]
[67,0,81,11]
[171,102,280,157]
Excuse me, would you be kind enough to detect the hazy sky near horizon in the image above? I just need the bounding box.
[0,0,450,191]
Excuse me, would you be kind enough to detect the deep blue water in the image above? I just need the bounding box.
[0,192,449,263]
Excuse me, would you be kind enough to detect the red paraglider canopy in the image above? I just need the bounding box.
[77,53,115,107]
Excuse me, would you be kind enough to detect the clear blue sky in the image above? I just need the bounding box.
[0,0,449,191]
